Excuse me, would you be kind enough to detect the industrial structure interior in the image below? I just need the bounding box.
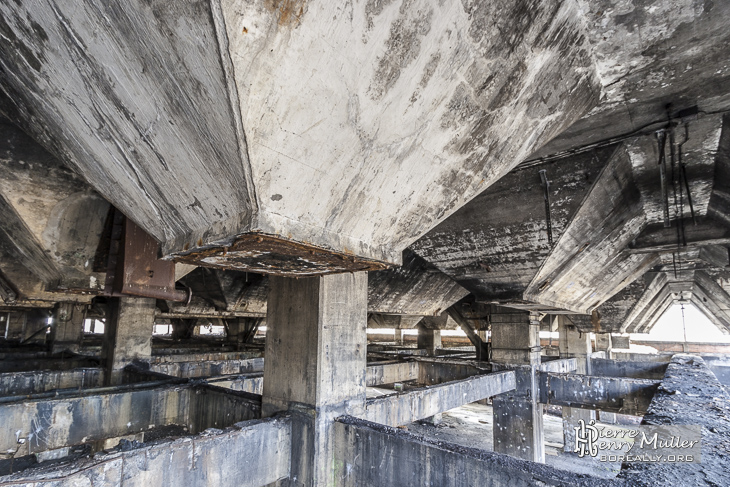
[1,0,730,485]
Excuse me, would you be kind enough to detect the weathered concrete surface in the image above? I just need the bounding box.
[616,355,730,487]
[490,308,544,463]
[208,373,264,395]
[262,273,367,486]
[149,351,263,364]
[0,1,257,261]
[103,297,155,384]
[359,371,514,427]
[590,358,668,380]
[188,385,261,433]
[149,357,264,378]
[558,315,591,374]
[532,0,730,159]
[0,121,107,298]
[539,357,577,373]
[0,382,262,458]
[50,303,85,353]
[0,385,189,456]
[416,325,441,356]
[333,416,605,487]
[525,144,656,313]
[366,361,418,386]
[411,145,614,305]
[0,417,291,487]
[0,368,103,397]
[0,0,599,272]
[538,372,659,415]
[368,250,468,315]
[417,358,489,385]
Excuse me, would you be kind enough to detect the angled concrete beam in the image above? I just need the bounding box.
[693,271,730,333]
[620,273,668,332]
[635,289,676,334]
[368,250,468,316]
[447,304,490,361]
[538,372,659,415]
[0,193,62,287]
[525,144,657,313]
[359,371,515,427]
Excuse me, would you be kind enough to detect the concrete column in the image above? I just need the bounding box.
[490,307,544,463]
[227,317,262,349]
[558,316,592,374]
[595,333,612,358]
[417,325,441,355]
[394,325,404,345]
[50,303,85,353]
[102,296,155,385]
[4,311,26,340]
[558,315,595,452]
[262,273,367,486]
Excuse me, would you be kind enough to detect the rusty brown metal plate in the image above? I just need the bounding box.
[111,218,188,302]
[173,233,392,277]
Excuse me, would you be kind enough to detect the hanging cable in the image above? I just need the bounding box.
[681,302,688,351]
[656,130,671,227]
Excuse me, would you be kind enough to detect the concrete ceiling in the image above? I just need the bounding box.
[1,0,729,335]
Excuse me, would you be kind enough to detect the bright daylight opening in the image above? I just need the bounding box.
[632,303,730,343]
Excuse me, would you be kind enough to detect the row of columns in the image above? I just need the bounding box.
[3,274,615,479]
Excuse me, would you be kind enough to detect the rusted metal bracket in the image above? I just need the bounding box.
[104,214,190,303]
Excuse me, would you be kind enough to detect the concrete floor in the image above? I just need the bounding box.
[402,402,623,479]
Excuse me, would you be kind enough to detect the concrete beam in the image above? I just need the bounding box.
[333,416,595,487]
[693,271,730,333]
[368,250,468,315]
[590,358,667,380]
[628,217,730,253]
[525,144,658,313]
[148,357,264,378]
[366,361,419,387]
[359,371,515,427]
[1,416,290,487]
[539,358,577,373]
[0,368,104,397]
[621,273,671,333]
[538,372,659,415]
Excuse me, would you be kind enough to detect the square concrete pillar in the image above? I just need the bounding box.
[491,307,544,463]
[51,303,85,353]
[417,325,441,355]
[595,333,612,358]
[394,326,404,345]
[557,315,596,452]
[557,316,591,374]
[262,273,367,486]
[102,296,155,385]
